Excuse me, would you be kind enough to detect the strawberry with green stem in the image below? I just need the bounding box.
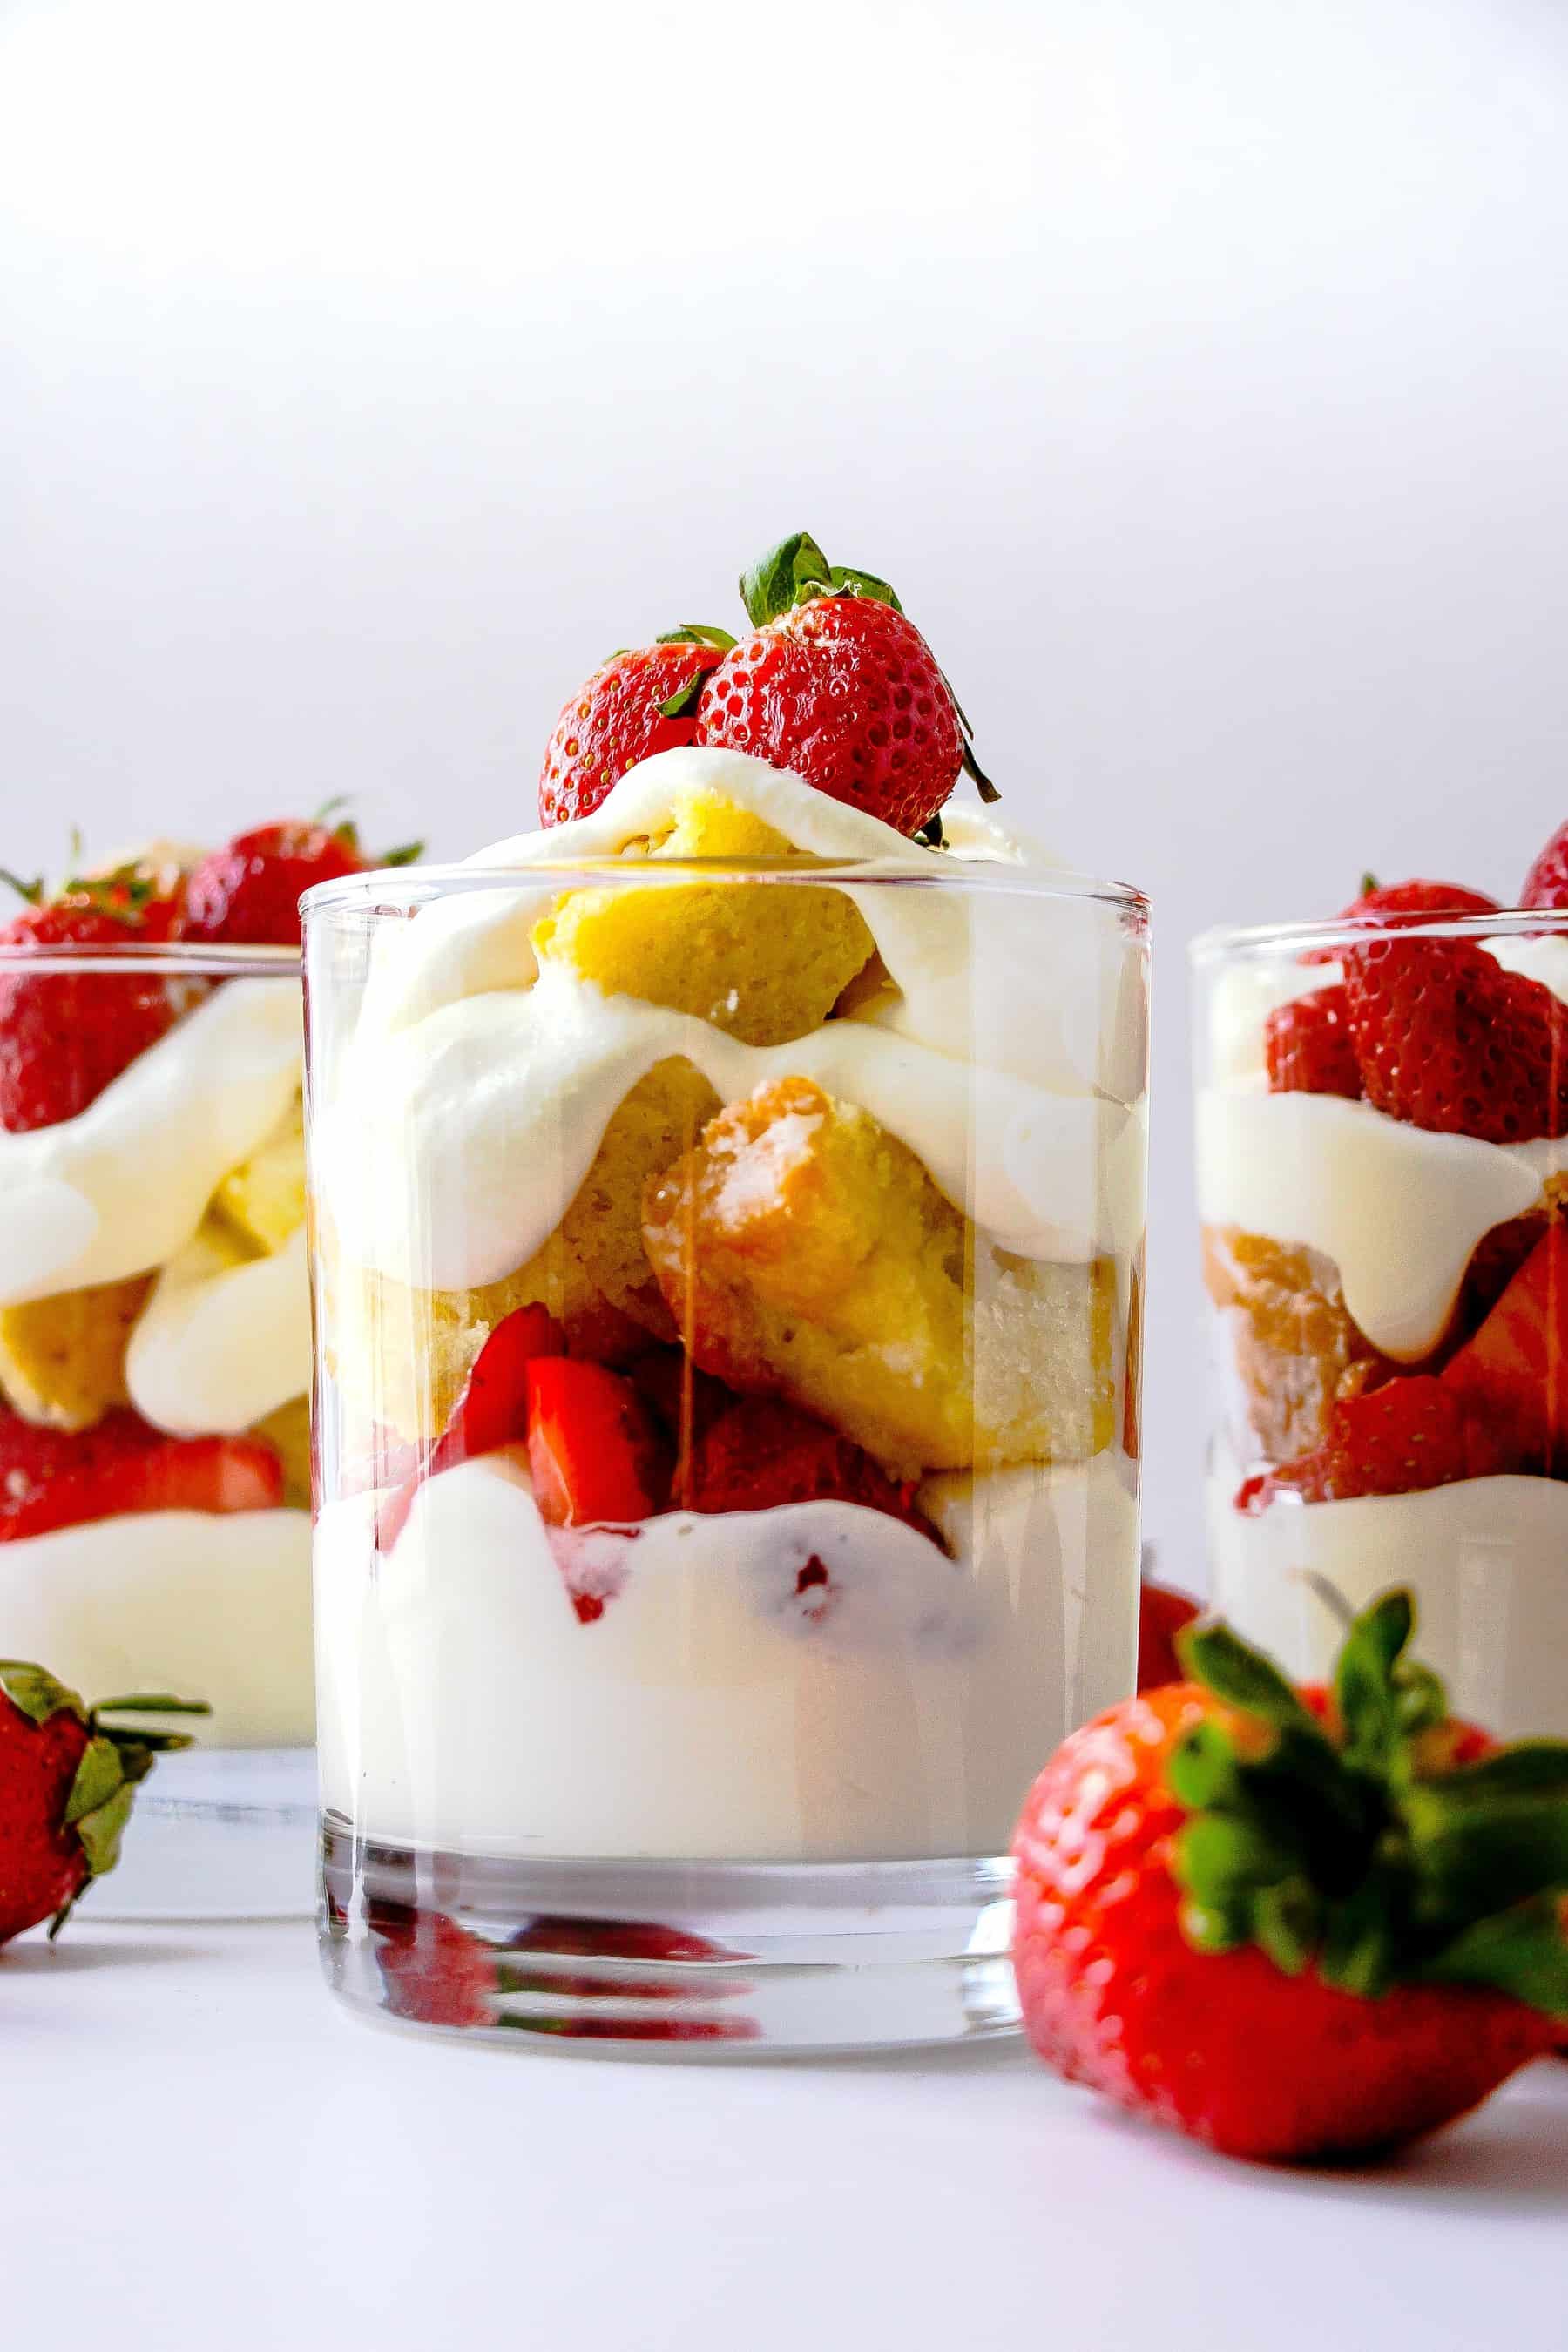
[537,626,738,828]
[1012,1591,1568,2163]
[0,1661,208,1942]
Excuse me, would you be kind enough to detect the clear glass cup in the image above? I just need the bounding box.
[305,855,1149,2051]
[1193,909,1568,1735]
[0,940,315,1916]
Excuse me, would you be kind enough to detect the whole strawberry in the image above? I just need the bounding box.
[1521,822,1568,909]
[1342,935,1568,1142]
[184,808,420,948]
[538,627,737,828]
[1337,875,1501,926]
[0,1661,206,1942]
[1012,1592,1568,2164]
[0,862,193,1133]
[693,531,996,838]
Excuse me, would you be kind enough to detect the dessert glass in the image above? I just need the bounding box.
[305,851,1149,2052]
[0,941,315,1916]
[1193,910,1568,1735]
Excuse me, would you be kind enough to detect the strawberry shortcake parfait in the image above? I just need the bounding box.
[0,810,411,1763]
[305,535,1149,2046]
[1196,835,1568,1734]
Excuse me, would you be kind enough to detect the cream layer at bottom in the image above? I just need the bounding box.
[0,1509,314,1746]
[314,1450,1139,1864]
[1205,1466,1568,1736]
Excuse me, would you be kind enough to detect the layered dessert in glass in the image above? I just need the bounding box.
[0,814,396,1913]
[305,537,1150,2049]
[1196,841,1568,1736]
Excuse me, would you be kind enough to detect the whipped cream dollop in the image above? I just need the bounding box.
[319,749,1147,1293]
[0,979,302,1308]
[315,1448,1138,1862]
[126,1225,311,1436]
[1196,1090,1550,1359]
[1205,1460,1568,1738]
[0,1506,314,1745]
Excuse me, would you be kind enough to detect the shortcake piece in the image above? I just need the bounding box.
[333,1057,720,1441]
[214,1096,307,1253]
[0,1274,154,1432]
[641,1076,1116,1477]
[531,788,875,1046]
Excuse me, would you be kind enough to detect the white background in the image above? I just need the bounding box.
[3,0,1567,1573]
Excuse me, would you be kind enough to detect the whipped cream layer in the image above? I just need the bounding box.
[127,1226,311,1436]
[315,1450,1139,1862]
[319,749,1147,1294]
[0,1507,314,1745]
[1206,1464,1568,1737]
[0,979,303,1308]
[1196,1090,1551,1359]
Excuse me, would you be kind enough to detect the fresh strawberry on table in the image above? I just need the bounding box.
[1520,821,1568,909]
[1264,984,1361,1098]
[0,1402,284,1541]
[537,627,738,828]
[0,1660,207,1943]
[0,862,193,1133]
[184,808,421,948]
[1341,934,1568,1143]
[693,531,994,838]
[1012,1591,1568,2163]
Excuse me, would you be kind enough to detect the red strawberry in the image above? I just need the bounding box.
[1445,1227,1568,1474]
[1342,936,1568,1142]
[524,1357,672,1528]
[184,808,419,948]
[1238,1375,1503,1511]
[0,1661,206,1943]
[0,1402,283,1542]
[0,867,194,1133]
[1264,985,1361,1098]
[1338,875,1502,926]
[372,1906,497,2029]
[1521,823,1568,909]
[537,628,736,828]
[375,1303,564,1550]
[1011,1593,1568,2163]
[1138,1578,1201,1690]
[679,1393,937,1543]
[693,531,994,837]
[624,1348,733,1460]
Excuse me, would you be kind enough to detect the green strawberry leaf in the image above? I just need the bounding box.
[1418,1896,1568,2015]
[739,532,834,627]
[381,841,426,868]
[827,564,903,612]
[1179,1619,1327,1740]
[0,867,45,907]
[655,625,738,651]
[1333,1589,1413,1768]
[71,1779,138,1879]
[658,672,709,722]
[63,1734,125,1828]
[0,1660,85,1727]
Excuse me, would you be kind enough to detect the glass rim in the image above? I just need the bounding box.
[1189,906,1568,966]
[301,857,1151,919]
[0,940,301,977]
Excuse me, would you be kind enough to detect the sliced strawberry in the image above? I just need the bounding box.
[1238,1375,1505,1511]
[371,1906,497,2028]
[1444,1227,1568,1474]
[0,874,195,1133]
[624,1348,733,1458]
[1521,822,1568,909]
[1137,1579,1201,1690]
[1264,985,1361,1098]
[1341,936,1568,1142]
[524,1358,671,1527]
[679,1394,937,1542]
[0,1405,283,1541]
[375,1303,565,1550]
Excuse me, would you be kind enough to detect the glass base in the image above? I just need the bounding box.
[87,1747,318,1922]
[319,1816,1020,2056]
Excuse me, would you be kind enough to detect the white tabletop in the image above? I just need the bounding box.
[7,1917,1565,2349]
